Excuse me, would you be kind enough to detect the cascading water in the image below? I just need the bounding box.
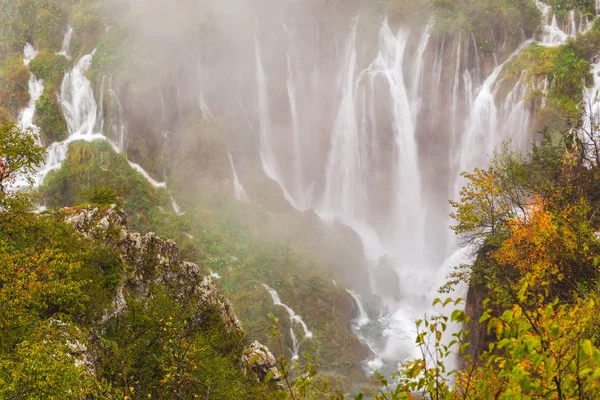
[57,27,74,59]
[229,154,249,202]
[31,43,168,190]
[236,6,588,373]
[262,284,312,360]
[19,44,43,134]
[535,0,589,45]
[11,44,44,190]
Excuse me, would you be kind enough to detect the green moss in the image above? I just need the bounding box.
[29,50,68,87]
[34,86,68,144]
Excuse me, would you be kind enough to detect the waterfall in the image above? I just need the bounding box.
[11,44,43,190]
[255,42,299,208]
[61,53,100,138]
[33,51,168,189]
[534,0,587,45]
[286,49,305,206]
[198,63,213,119]
[455,40,534,195]
[262,284,312,360]
[582,61,600,162]
[107,77,126,152]
[23,43,38,66]
[346,289,369,328]
[18,75,44,134]
[57,27,74,59]
[321,22,364,219]
[229,153,249,202]
[410,21,432,113]
[18,44,43,135]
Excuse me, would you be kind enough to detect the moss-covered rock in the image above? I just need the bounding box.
[41,140,170,223]
[29,50,68,87]
[34,86,68,144]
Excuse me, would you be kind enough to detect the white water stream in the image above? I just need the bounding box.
[262,284,313,360]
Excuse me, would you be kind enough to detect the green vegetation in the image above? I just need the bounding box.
[386,0,541,42]
[41,140,170,228]
[0,53,30,116]
[35,87,69,144]
[541,0,597,20]
[29,50,68,87]
[499,23,600,132]
[0,0,68,55]
[38,132,371,391]
[1,121,278,398]
[0,119,45,208]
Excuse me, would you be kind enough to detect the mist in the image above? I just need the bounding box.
[34,0,584,375]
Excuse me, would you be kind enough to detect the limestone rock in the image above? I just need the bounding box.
[242,340,281,382]
[64,206,242,334]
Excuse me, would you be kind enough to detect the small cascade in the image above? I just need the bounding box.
[36,51,167,189]
[18,75,44,133]
[61,52,98,138]
[262,284,312,360]
[209,270,222,280]
[229,154,249,202]
[535,0,587,46]
[455,40,534,194]
[57,27,74,59]
[197,64,213,119]
[171,196,184,215]
[346,289,369,328]
[23,43,38,66]
[107,78,126,152]
[12,44,43,190]
[582,61,600,162]
[18,44,43,134]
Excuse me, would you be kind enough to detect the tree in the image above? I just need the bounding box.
[0,119,45,205]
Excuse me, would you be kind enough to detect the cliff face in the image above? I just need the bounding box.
[62,205,279,393]
[65,205,242,334]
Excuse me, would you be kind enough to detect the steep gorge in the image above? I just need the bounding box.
[4,0,600,392]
